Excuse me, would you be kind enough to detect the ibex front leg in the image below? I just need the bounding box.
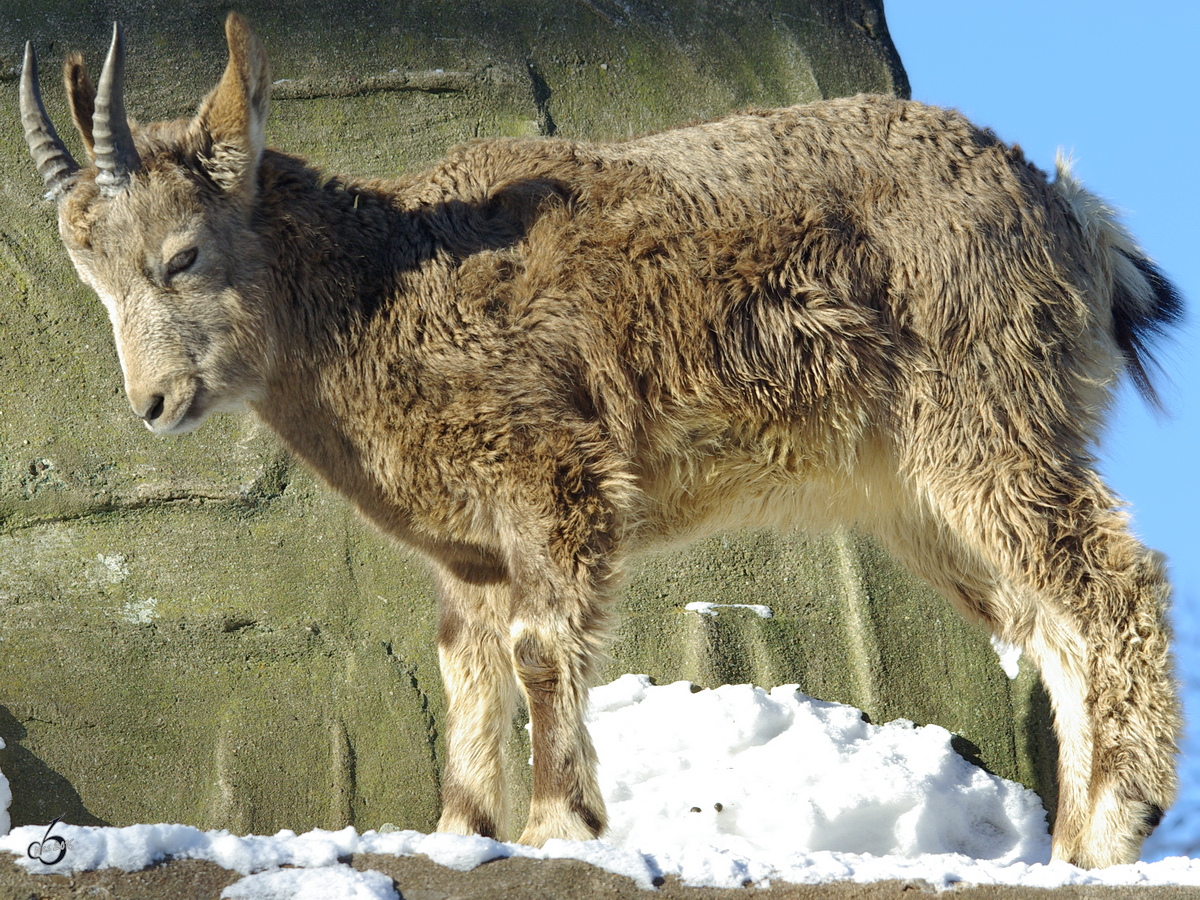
[435,566,520,840]
[510,610,608,845]
[505,468,623,846]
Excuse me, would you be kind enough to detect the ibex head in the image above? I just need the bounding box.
[21,14,276,433]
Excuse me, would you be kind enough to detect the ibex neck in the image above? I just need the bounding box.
[257,151,417,358]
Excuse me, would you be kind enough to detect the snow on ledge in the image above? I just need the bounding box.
[2,822,1199,895]
[2,676,1198,895]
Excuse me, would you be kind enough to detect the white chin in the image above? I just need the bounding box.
[146,412,206,435]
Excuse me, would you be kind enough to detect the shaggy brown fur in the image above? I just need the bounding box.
[21,14,1181,867]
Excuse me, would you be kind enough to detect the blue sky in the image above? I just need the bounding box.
[885,2,1200,606]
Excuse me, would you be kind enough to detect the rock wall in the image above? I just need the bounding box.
[0,0,1056,836]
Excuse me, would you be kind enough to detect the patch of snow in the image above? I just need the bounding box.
[989,635,1022,680]
[684,602,773,619]
[0,738,8,837]
[221,864,398,900]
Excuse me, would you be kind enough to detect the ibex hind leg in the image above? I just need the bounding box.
[874,494,1099,850]
[890,457,1179,867]
[435,572,520,840]
[1007,543,1177,868]
[1058,547,1178,867]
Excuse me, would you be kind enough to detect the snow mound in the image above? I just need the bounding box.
[590,675,1049,873]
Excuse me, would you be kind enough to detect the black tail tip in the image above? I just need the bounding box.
[1129,254,1184,329]
[1114,253,1183,410]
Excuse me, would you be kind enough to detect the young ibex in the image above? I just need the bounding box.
[21,14,1180,868]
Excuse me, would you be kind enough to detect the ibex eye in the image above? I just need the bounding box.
[166,247,197,279]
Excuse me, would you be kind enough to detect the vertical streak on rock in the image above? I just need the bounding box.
[210,711,242,833]
[330,717,356,827]
[833,527,881,716]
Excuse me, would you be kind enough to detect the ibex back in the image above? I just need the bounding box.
[21,13,1181,867]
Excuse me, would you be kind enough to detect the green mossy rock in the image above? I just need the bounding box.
[0,0,1055,836]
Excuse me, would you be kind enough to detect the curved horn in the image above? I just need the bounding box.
[92,22,141,194]
[19,42,80,198]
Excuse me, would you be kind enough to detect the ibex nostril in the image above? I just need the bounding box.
[144,395,165,423]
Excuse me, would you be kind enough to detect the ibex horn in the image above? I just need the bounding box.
[92,22,141,195]
[19,42,80,199]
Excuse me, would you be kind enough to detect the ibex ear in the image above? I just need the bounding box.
[194,12,270,202]
[63,53,97,158]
